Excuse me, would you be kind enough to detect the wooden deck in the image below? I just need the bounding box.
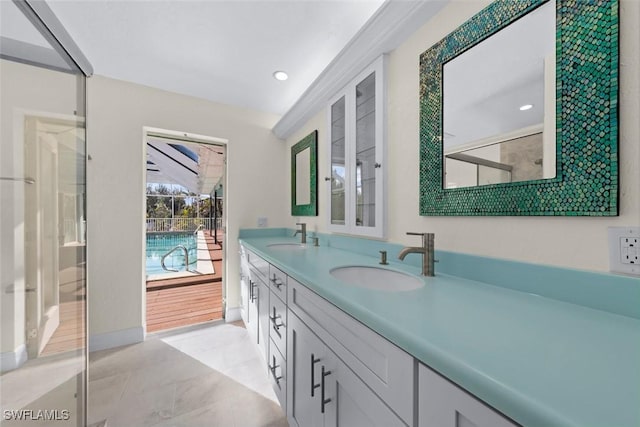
[41,299,85,355]
[146,231,224,333]
[38,231,225,353]
[42,265,86,356]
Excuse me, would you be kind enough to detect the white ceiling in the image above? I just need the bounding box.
[46,0,385,115]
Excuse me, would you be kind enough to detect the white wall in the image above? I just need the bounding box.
[0,60,79,357]
[87,76,287,342]
[286,0,640,272]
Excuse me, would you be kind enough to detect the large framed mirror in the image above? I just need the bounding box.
[291,130,318,216]
[419,0,619,216]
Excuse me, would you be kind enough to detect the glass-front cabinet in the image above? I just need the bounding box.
[328,56,386,238]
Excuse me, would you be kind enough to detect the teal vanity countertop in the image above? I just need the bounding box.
[240,234,640,427]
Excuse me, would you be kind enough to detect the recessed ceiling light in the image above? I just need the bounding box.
[273,71,288,81]
[519,104,534,111]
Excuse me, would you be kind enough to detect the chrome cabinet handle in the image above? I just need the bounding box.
[269,355,282,384]
[321,365,332,413]
[270,274,283,288]
[249,280,257,302]
[269,307,284,337]
[311,353,321,397]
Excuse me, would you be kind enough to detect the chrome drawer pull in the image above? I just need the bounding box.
[311,353,321,397]
[270,274,283,288]
[321,365,332,413]
[269,355,282,384]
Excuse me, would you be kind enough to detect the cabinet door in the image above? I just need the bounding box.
[327,55,386,238]
[239,277,249,325]
[239,247,250,324]
[324,352,406,427]
[418,364,518,427]
[257,278,270,360]
[287,312,327,427]
[329,95,347,228]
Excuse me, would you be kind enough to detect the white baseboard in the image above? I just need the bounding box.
[1,344,27,373]
[89,326,145,353]
[225,306,242,323]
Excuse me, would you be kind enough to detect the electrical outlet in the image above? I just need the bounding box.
[257,217,268,228]
[620,236,639,264]
[608,227,640,276]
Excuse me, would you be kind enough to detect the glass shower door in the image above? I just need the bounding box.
[1,1,89,425]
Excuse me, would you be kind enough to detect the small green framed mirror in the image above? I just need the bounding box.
[291,130,318,216]
[419,0,619,216]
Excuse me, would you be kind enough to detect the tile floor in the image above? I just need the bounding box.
[88,321,288,427]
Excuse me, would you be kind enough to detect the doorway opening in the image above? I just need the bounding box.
[23,114,87,357]
[143,128,227,333]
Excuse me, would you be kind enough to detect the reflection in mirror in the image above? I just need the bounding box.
[291,130,317,216]
[295,147,311,205]
[355,72,376,227]
[443,0,555,189]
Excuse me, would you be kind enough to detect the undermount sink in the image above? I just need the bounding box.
[267,243,306,250]
[330,266,424,292]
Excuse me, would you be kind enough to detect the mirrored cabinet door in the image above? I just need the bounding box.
[327,56,386,238]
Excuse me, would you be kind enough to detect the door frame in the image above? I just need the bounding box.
[15,108,86,358]
[141,126,229,334]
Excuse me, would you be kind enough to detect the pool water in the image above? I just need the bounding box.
[146,233,197,275]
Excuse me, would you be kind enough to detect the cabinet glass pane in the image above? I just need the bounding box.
[355,72,376,227]
[331,96,346,225]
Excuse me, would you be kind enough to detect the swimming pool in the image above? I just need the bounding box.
[146,233,197,275]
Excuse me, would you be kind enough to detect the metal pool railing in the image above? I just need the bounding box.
[161,245,190,272]
[145,217,223,232]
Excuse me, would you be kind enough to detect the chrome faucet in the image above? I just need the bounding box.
[398,232,435,276]
[294,222,307,244]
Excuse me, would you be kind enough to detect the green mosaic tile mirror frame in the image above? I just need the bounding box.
[419,0,618,216]
[291,130,318,216]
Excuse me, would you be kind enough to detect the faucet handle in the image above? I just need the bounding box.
[406,232,434,248]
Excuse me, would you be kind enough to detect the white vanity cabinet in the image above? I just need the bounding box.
[287,277,413,426]
[243,248,270,359]
[288,312,406,427]
[239,242,522,427]
[418,364,519,427]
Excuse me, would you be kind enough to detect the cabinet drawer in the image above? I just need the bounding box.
[269,338,287,412]
[268,264,288,302]
[248,265,266,287]
[418,364,519,427]
[288,278,414,425]
[247,249,269,281]
[269,290,287,356]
